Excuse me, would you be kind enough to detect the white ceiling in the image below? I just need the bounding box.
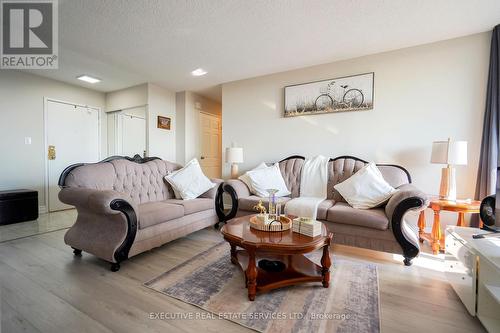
[27,0,500,102]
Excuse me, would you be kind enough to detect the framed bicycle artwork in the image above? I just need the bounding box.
[283,72,374,117]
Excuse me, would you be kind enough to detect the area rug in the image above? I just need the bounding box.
[145,242,380,333]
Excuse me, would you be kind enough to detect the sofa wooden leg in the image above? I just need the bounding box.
[72,248,82,256]
[403,257,413,266]
[110,263,121,272]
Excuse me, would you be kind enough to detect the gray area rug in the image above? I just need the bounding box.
[145,242,380,333]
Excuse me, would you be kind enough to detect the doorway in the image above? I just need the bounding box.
[199,112,221,178]
[45,99,100,212]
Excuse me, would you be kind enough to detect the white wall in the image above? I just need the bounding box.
[175,91,186,163]
[147,83,176,161]
[105,83,176,161]
[105,84,148,111]
[222,32,490,225]
[176,91,221,164]
[0,70,106,209]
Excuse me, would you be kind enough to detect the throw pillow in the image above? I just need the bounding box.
[238,162,268,193]
[165,169,183,199]
[333,162,397,209]
[246,163,291,197]
[164,159,215,200]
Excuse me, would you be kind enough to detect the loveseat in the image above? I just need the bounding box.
[218,155,428,265]
[59,155,223,271]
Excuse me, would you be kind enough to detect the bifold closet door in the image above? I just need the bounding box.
[119,114,146,158]
[46,100,99,212]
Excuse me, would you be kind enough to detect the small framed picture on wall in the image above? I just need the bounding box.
[157,116,171,130]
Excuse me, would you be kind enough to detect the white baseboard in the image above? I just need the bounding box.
[39,205,47,214]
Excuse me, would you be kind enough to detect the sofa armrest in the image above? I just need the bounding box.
[60,187,139,266]
[200,178,224,199]
[385,184,429,265]
[224,179,251,198]
[385,184,428,220]
[214,179,252,224]
[59,188,138,216]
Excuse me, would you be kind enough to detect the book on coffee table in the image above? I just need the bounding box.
[292,218,322,237]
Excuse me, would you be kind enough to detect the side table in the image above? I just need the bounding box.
[418,197,481,255]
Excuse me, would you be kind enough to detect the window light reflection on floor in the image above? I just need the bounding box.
[391,252,446,272]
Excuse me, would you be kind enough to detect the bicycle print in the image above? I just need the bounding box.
[284,72,374,117]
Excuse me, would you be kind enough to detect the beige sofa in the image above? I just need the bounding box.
[218,155,428,265]
[59,155,223,271]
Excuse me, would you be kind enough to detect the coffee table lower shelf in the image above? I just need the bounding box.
[232,249,329,301]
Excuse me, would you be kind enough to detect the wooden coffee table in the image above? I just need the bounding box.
[220,215,333,301]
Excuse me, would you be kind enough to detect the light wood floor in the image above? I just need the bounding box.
[0,212,485,333]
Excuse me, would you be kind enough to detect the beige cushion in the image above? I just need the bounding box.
[138,201,184,229]
[333,162,397,209]
[238,162,268,194]
[245,163,291,197]
[239,195,291,212]
[164,159,215,200]
[165,198,214,215]
[317,200,335,220]
[326,202,389,230]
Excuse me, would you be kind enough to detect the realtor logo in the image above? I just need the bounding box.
[1,0,58,69]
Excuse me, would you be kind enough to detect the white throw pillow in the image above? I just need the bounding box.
[165,159,200,199]
[165,169,184,199]
[333,162,397,209]
[246,163,291,197]
[238,162,269,193]
[164,159,215,200]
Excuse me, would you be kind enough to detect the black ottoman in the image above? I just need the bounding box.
[0,190,39,225]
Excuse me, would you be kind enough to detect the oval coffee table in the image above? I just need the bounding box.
[220,215,333,301]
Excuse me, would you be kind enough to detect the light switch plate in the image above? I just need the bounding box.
[24,137,32,145]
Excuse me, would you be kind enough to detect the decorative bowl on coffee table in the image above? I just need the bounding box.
[248,215,292,232]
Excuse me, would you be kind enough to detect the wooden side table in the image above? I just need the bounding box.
[418,198,481,255]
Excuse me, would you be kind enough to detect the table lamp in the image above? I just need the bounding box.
[431,138,467,201]
[226,147,243,179]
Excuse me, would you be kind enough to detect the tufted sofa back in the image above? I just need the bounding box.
[63,158,181,204]
[278,158,304,198]
[278,156,411,202]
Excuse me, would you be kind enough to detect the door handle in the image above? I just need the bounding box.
[48,145,56,160]
[200,156,205,160]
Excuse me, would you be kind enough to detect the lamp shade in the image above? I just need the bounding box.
[226,147,243,164]
[431,140,467,165]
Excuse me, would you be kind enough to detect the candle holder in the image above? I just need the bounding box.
[267,189,278,220]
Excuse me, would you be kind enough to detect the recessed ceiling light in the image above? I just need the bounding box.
[191,68,207,76]
[77,75,101,84]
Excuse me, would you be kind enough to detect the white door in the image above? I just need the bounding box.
[199,112,221,178]
[47,100,100,212]
[120,114,146,158]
